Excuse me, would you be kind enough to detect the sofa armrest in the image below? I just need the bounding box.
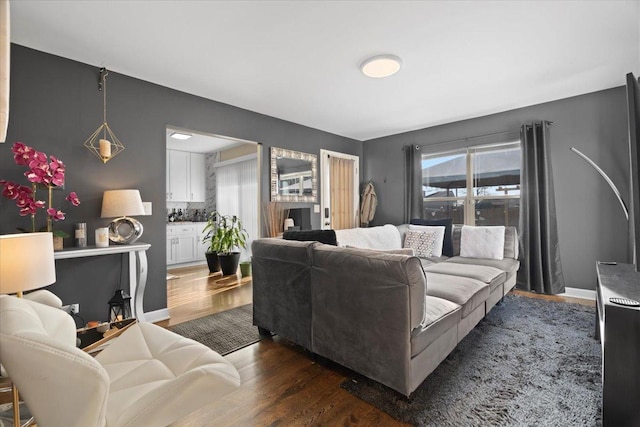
[251,238,317,350]
[311,245,426,396]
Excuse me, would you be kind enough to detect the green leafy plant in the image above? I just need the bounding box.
[202,212,248,255]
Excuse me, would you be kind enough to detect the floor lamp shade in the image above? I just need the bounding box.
[0,233,56,295]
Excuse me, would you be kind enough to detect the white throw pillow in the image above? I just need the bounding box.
[407,225,446,257]
[403,227,445,258]
[460,225,505,260]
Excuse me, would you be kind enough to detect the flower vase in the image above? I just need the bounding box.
[53,235,63,251]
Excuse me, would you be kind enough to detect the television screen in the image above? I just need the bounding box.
[626,72,640,272]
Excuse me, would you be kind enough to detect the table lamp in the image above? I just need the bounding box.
[101,189,145,244]
[0,232,57,427]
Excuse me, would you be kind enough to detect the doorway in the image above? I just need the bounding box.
[320,149,359,230]
[165,126,262,268]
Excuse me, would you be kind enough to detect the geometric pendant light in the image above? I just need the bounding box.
[83,68,125,163]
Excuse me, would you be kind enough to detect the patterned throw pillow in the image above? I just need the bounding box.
[407,225,446,257]
[404,230,440,258]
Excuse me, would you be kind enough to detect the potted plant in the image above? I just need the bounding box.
[202,212,248,275]
[202,212,222,273]
[1,142,80,250]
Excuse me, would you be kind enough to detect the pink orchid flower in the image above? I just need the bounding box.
[0,181,22,199]
[19,199,45,216]
[47,208,66,221]
[66,192,80,206]
[3,142,78,230]
[11,142,37,166]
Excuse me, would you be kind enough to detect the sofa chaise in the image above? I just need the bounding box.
[252,224,519,396]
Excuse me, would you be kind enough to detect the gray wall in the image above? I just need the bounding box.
[1,45,361,321]
[363,87,630,291]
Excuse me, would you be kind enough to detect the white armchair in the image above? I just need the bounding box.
[0,295,241,427]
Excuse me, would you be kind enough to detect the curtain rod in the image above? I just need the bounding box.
[412,121,553,150]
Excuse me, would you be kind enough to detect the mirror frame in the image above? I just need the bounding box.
[270,147,317,202]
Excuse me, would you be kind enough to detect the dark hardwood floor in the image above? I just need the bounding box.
[163,265,594,426]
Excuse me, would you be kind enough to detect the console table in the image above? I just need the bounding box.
[595,262,640,426]
[54,243,150,322]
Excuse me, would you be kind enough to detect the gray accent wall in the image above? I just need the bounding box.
[1,45,361,321]
[363,87,630,291]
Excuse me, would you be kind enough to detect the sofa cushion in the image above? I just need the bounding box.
[411,296,461,357]
[460,225,505,260]
[403,228,444,258]
[418,257,449,269]
[424,262,506,292]
[452,226,519,259]
[426,272,490,318]
[445,256,520,275]
[283,229,337,246]
[410,218,454,257]
[335,224,402,250]
[346,245,415,256]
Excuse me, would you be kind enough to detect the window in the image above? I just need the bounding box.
[421,142,521,228]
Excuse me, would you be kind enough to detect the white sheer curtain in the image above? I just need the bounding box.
[215,155,258,261]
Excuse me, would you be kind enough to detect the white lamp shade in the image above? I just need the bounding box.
[0,233,56,295]
[101,189,145,218]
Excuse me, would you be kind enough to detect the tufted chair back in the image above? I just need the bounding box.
[0,294,110,427]
[0,294,241,427]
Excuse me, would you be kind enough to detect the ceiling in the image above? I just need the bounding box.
[10,1,640,141]
[166,127,247,154]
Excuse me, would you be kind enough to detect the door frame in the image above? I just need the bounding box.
[320,149,359,230]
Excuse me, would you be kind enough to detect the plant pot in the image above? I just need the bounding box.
[218,252,241,276]
[239,261,252,277]
[53,235,64,251]
[205,252,220,273]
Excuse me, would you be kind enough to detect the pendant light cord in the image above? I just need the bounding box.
[102,68,109,140]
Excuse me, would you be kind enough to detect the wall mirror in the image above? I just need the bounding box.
[270,147,317,202]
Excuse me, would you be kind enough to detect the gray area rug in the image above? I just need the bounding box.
[170,304,264,355]
[341,294,602,426]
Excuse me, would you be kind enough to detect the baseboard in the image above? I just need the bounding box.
[559,287,596,301]
[144,308,170,323]
[168,260,207,269]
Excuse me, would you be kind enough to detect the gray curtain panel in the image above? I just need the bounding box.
[404,145,424,223]
[517,121,566,294]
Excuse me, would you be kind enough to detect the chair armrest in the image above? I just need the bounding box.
[0,332,109,427]
[23,290,63,309]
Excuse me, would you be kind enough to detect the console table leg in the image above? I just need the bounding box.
[135,250,148,322]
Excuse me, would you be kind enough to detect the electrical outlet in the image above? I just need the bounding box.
[62,303,80,314]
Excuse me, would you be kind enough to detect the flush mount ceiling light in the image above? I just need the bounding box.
[360,54,402,78]
[169,131,192,140]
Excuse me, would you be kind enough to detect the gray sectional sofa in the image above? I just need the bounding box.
[252,224,519,397]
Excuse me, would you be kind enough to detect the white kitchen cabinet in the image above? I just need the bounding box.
[166,150,206,202]
[189,153,206,202]
[167,150,189,202]
[195,222,208,261]
[167,236,177,264]
[175,233,197,263]
[167,223,208,266]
